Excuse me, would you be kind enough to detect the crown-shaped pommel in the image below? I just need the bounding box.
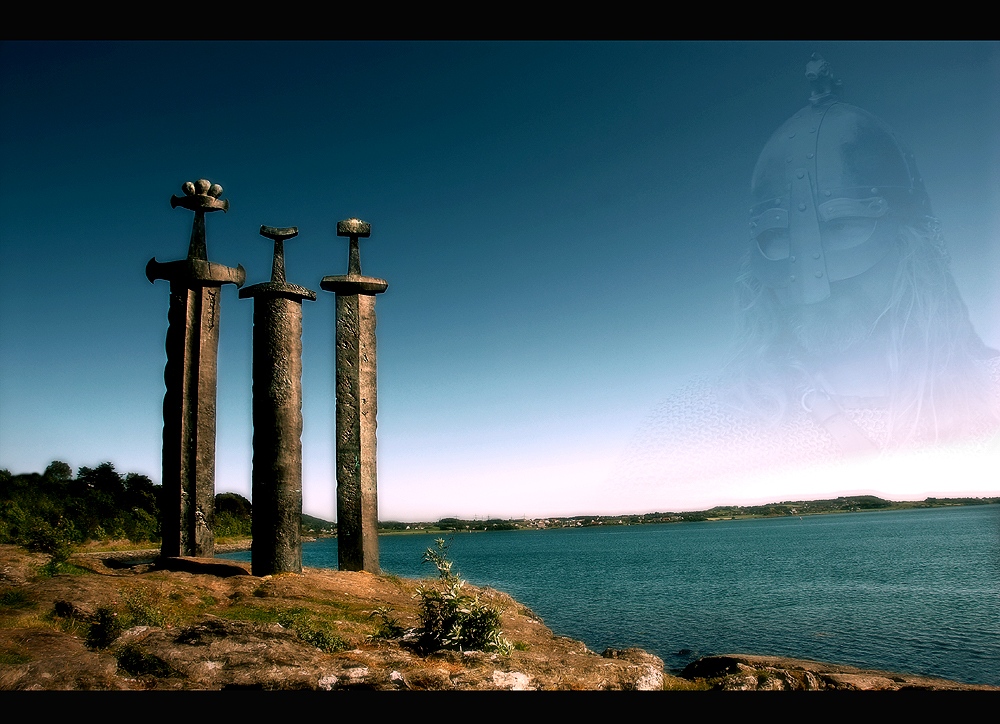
[170,178,230,213]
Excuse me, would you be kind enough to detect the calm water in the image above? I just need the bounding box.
[221,505,1000,685]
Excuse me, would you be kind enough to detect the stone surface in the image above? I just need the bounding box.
[679,653,992,691]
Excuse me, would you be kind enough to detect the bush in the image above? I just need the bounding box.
[26,518,76,576]
[87,606,123,649]
[84,586,167,649]
[414,539,511,655]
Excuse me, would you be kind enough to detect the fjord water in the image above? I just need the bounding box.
[224,505,1000,685]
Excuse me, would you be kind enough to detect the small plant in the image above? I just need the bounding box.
[368,606,405,641]
[414,538,512,655]
[87,606,123,649]
[26,518,77,577]
[82,586,167,649]
[119,586,166,628]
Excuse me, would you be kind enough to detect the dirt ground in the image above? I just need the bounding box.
[1,544,993,691]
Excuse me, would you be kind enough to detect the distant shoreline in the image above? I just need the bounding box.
[78,496,999,555]
[371,495,999,536]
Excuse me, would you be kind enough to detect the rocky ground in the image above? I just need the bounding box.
[1,544,994,691]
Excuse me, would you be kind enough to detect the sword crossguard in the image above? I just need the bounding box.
[260,225,299,242]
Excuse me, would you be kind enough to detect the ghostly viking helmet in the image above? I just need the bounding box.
[748,54,931,305]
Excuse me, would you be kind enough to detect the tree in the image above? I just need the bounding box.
[44,461,73,482]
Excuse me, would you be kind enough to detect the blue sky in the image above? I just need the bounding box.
[1,41,997,521]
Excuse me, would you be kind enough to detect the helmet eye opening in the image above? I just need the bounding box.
[756,228,791,260]
[821,217,879,252]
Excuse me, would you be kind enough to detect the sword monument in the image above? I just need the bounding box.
[240,225,316,575]
[321,218,388,573]
[146,179,245,558]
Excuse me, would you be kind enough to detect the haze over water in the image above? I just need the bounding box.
[223,504,1000,686]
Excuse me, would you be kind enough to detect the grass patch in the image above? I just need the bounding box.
[296,597,371,624]
[114,644,182,678]
[217,605,350,652]
[0,588,33,612]
[73,540,159,553]
[216,604,284,625]
[662,675,711,690]
[277,609,350,653]
[119,586,167,628]
[37,561,90,578]
[82,585,170,649]
[0,646,30,665]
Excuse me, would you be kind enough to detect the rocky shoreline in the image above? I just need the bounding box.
[1,545,994,691]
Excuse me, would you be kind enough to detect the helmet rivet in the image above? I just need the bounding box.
[814,271,823,278]
[871,188,878,194]
[809,127,816,133]
[790,256,796,262]
[796,170,805,179]
[813,252,820,259]
[798,203,807,211]
[788,132,796,138]
[824,190,832,196]
[807,153,814,159]
[786,157,793,163]
[790,275,796,282]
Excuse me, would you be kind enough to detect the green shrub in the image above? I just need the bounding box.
[84,587,167,649]
[87,606,124,649]
[414,539,511,655]
[120,587,166,628]
[114,644,180,678]
[26,518,77,577]
[277,610,350,653]
[368,606,405,641]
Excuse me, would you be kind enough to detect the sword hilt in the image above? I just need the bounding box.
[337,218,371,276]
[260,226,299,284]
[170,178,229,261]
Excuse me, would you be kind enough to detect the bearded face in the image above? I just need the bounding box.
[778,229,901,357]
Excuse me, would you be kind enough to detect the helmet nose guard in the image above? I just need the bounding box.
[748,56,931,305]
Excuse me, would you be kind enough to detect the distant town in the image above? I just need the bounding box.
[301,495,1000,537]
